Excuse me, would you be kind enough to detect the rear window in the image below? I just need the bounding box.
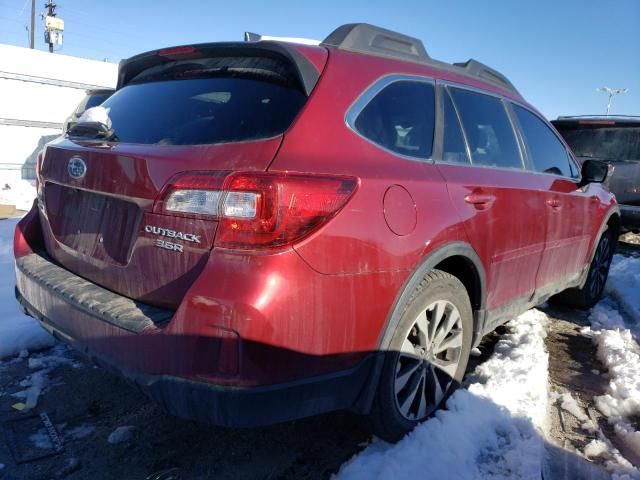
[98,71,306,145]
[554,124,640,162]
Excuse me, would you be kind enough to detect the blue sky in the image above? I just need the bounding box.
[1,0,638,119]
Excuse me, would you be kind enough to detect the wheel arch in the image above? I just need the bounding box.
[353,242,487,415]
[376,241,487,351]
[577,206,620,289]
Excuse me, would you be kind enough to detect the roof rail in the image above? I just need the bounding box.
[321,23,431,65]
[452,59,519,96]
[321,23,520,97]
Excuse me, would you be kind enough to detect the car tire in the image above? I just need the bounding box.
[553,229,615,310]
[368,269,473,442]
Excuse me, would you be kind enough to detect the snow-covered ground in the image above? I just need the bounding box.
[336,310,550,480]
[0,216,639,477]
[336,255,640,480]
[0,179,36,212]
[582,260,640,478]
[606,255,640,329]
[0,217,55,360]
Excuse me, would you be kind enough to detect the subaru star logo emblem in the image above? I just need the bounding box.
[67,156,87,179]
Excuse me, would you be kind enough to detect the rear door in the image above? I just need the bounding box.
[510,104,592,292]
[436,85,546,314]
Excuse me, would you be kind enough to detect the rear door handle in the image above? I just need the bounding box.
[464,192,496,210]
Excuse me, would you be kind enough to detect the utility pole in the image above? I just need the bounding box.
[45,0,56,53]
[597,87,629,116]
[30,0,35,48]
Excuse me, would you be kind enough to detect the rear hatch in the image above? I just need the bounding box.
[37,42,325,309]
[553,118,640,206]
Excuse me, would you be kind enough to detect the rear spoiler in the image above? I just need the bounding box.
[116,42,323,96]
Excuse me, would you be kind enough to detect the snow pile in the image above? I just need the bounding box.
[10,345,74,410]
[585,263,640,479]
[335,309,549,480]
[590,324,640,477]
[552,391,597,432]
[584,439,609,459]
[0,179,36,212]
[593,328,640,420]
[606,255,640,327]
[0,218,55,359]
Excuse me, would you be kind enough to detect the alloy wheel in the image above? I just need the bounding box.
[393,300,463,420]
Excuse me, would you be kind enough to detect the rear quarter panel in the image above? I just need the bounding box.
[271,50,471,275]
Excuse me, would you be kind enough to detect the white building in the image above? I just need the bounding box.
[0,44,118,182]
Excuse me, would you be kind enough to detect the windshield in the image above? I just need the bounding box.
[96,76,306,145]
[555,125,640,161]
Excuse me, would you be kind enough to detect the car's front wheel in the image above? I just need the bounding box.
[368,270,473,442]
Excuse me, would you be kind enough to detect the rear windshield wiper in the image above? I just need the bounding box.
[67,121,118,142]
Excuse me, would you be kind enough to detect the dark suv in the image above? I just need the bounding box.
[14,24,619,441]
[552,116,640,232]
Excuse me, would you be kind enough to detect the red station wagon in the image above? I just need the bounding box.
[14,24,619,441]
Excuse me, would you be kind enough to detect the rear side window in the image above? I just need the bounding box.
[513,105,575,177]
[449,88,522,169]
[354,80,435,159]
[441,89,469,164]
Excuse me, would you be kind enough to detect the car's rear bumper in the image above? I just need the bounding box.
[16,249,378,427]
[620,204,640,231]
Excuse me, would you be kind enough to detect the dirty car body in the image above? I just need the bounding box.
[14,24,620,440]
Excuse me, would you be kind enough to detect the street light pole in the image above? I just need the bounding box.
[30,0,35,48]
[597,87,629,116]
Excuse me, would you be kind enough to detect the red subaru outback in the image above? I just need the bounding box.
[14,24,619,441]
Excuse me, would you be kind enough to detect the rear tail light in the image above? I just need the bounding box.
[154,171,358,249]
[157,45,197,58]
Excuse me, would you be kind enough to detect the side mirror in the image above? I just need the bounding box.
[579,159,610,187]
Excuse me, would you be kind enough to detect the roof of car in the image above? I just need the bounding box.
[321,23,522,98]
[119,23,522,100]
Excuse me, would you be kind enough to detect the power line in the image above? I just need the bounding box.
[55,10,149,42]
